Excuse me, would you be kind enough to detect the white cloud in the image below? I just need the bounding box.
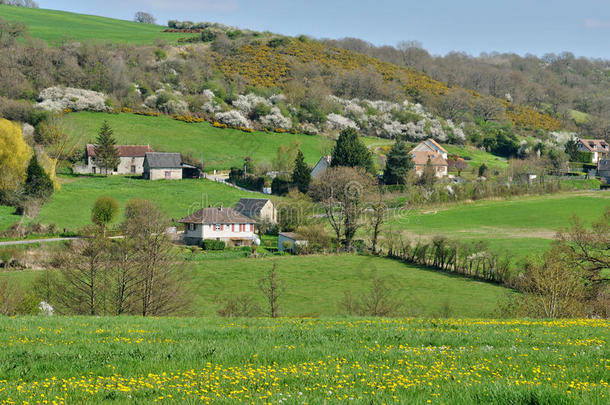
[134,0,239,12]
[584,18,610,29]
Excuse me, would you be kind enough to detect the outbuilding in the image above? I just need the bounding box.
[278,232,308,253]
[143,152,183,180]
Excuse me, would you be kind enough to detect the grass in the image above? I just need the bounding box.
[0,316,607,404]
[32,175,259,231]
[2,254,511,318]
[0,206,20,230]
[443,144,509,171]
[391,192,609,260]
[0,4,193,45]
[63,112,333,171]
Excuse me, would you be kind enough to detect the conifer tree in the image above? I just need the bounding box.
[94,121,120,175]
[331,128,375,174]
[24,154,54,201]
[292,150,311,193]
[383,139,413,185]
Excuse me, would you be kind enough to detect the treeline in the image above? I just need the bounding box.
[324,38,610,139]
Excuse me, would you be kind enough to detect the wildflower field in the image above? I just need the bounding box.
[0,317,607,404]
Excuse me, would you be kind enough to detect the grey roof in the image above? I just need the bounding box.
[145,152,182,169]
[598,159,610,171]
[234,198,271,218]
[179,207,254,225]
[279,232,307,241]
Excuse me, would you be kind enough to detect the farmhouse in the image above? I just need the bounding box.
[180,206,258,246]
[278,232,308,253]
[75,144,153,175]
[234,198,277,224]
[143,152,183,180]
[311,155,332,179]
[577,139,609,163]
[410,139,449,177]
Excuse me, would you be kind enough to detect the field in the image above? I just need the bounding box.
[391,192,610,260]
[2,254,510,318]
[444,144,509,171]
[30,175,258,231]
[63,112,333,171]
[0,5,191,45]
[0,316,607,404]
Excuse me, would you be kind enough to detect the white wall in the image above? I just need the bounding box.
[83,156,146,175]
[184,222,255,242]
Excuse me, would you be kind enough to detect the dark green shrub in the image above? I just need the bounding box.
[203,239,226,250]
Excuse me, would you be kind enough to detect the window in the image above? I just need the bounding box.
[92,167,96,174]
[131,165,136,173]
[165,171,171,179]
[215,224,221,231]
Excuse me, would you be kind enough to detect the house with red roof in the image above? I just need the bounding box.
[577,139,609,163]
[410,139,449,177]
[75,144,154,175]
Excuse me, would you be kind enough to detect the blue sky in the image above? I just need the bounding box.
[38,0,610,59]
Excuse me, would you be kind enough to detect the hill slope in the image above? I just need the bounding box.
[0,4,190,44]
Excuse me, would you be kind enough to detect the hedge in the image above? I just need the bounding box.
[202,239,226,250]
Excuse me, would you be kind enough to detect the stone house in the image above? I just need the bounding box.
[234,198,277,224]
[75,144,153,175]
[143,152,183,180]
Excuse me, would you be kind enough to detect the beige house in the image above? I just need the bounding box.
[577,139,609,163]
[180,207,258,247]
[143,152,183,180]
[410,139,449,178]
[75,144,153,175]
[234,198,277,224]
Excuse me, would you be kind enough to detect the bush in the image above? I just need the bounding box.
[202,239,225,250]
[271,177,292,196]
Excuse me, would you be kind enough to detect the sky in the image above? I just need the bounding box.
[37,0,610,59]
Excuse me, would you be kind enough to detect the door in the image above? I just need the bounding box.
[165,171,171,179]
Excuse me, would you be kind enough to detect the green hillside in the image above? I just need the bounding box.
[0,316,607,404]
[63,112,332,170]
[33,175,257,230]
[1,254,511,317]
[391,192,610,259]
[0,5,189,44]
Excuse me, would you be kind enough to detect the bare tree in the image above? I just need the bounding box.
[258,262,285,318]
[109,238,140,315]
[54,227,110,315]
[134,11,156,24]
[340,277,402,317]
[123,199,190,316]
[309,166,374,250]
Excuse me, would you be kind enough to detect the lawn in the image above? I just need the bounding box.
[34,175,260,231]
[443,144,509,171]
[0,316,607,404]
[0,5,192,45]
[0,205,21,231]
[391,192,609,259]
[63,112,333,171]
[2,254,511,318]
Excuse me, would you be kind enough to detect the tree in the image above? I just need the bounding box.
[564,137,579,161]
[258,262,285,318]
[473,96,505,122]
[449,157,468,176]
[24,154,53,201]
[367,189,387,254]
[123,199,190,316]
[331,127,375,174]
[134,11,156,24]
[94,121,120,175]
[383,139,413,185]
[309,166,374,250]
[53,227,110,315]
[478,163,488,177]
[292,150,311,193]
[91,195,119,235]
[273,140,301,174]
[416,159,437,188]
[0,118,31,191]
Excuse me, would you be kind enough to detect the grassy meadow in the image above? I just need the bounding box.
[391,192,610,260]
[63,112,333,171]
[0,316,607,404]
[0,5,191,45]
[2,254,510,318]
[31,175,259,231]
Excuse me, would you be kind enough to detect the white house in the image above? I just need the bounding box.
[75,144,153,175]
[311,156,332,179]
[180,207,258,247]
[278,232,308,253]
[143,152,183,180]
[234,198,277,224]
[410,139,449,178]
[577,139,609,163]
